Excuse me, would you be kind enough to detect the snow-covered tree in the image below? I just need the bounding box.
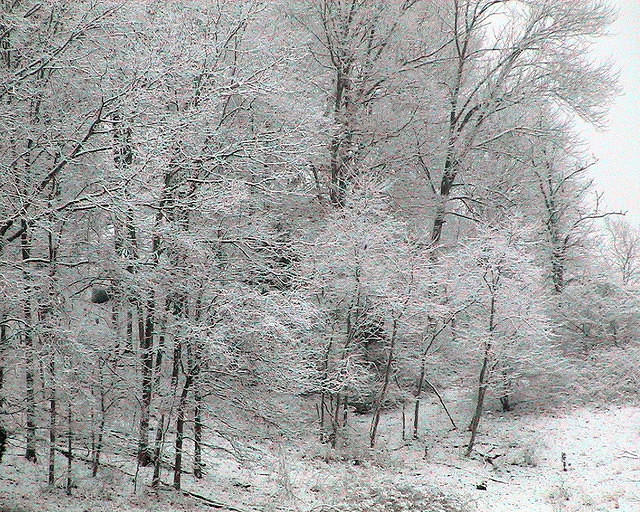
[447,219,553,455]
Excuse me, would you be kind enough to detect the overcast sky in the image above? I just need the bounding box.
[583,0,640,225]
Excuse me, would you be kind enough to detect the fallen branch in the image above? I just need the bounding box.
[476,451,504,468]
[433,461,513,485]
[424,378,457,429]
[180,488,257,512]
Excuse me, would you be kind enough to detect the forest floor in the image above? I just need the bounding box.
[1,394,639,512]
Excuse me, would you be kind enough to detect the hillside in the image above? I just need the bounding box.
[2,396,639,512]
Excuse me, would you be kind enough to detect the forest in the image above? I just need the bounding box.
[1,1,639,511]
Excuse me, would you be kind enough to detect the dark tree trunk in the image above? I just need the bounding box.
[0,421,6,464]
[21,223,37,463]
[0,315,5,403]
[173,375,193,490]
[92,366,106,477]
[0,316,5,464]
[153,316,166,389]
[170,293,187,488]
[151,414,165,488]
[48,354,56,486]
[551,246,565,293]
[330,393,340,449]
[319,338,332,443]
[189,297,205,478]
[319,392,326,443]
[193,388,203,479]
[66,402,72,495]
[500,368,512,412]
[329,69,348,208]
[431,151,457,244]
[126,307,133,353]
[342,394,348,427]
[466,360,488,457]
[136,292,156,467]
[413,354,427,439]
[370,318,398,448]
[466,293,496,457]
[44,217,58,485]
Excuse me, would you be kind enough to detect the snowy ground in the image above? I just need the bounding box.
[1,400,639,511]
[409,405,640,512]
[256,401,640,512]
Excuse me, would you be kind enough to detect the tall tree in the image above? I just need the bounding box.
[424,0,615,244]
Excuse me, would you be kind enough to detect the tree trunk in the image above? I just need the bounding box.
[173,374,193,490]
[0,420,6,464]
[0,315,5,404]
[466,293,496,457]
[66,402,72,495]
[153,315,166,389]
[193,388,203,479]
[319,391,326,443]
[191,298,205,479]
[330,393,340,449]
[370,318,398,448]
[342,394,348,427]
[126,306,134,354]
[0,315,5,464]
[170,294,186,486]
[48,354,56,486]
[137,297,154,466]
[329,69,348,207]
[413,355,427,439]
[431,30,466,245]
[431,152,457,244]
[21,223,37,463]
[151,414,165,488]
[465,363,488,457]
[319,338,332,443]
[92,366,106,477]
[44,210,58,484]
[551,246,565,293]
[500,368,512,412]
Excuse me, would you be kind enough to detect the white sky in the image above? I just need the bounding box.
[583,0,640,225]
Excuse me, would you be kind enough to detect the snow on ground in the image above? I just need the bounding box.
[1,401,639,511]
[416,405,640,512]
[265,399,640,512]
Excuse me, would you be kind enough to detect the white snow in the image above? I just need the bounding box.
[1,403,639,511]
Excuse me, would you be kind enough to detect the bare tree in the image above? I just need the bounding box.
[605,217,640,287]
[447,220,552,456]
[294,0,430,206]
[526,140,623,293]
[425,0,616,244]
